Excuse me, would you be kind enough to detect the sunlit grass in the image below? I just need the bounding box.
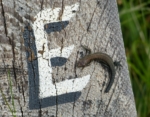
[118,0,150,117]
[0,70,16,117]
[7,70,16,117]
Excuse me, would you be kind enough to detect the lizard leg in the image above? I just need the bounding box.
[114,61,122,70]
[81,45,91,55]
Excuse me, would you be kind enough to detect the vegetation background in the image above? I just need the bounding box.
[0,1,148,117]
[117,0,150,117]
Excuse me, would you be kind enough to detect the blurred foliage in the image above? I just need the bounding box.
[117,0,150,117]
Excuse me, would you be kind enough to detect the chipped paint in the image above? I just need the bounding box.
[32,3,90,98]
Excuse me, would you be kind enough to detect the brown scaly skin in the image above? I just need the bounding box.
[76,52,115,93]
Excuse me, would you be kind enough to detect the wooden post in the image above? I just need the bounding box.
[0,0,137,116]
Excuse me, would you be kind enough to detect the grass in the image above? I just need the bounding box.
[118,0,150,117]
[0,70,16,117]
[0,1,149,116]
[7,70,16,117]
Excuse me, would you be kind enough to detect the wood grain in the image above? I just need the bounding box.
[0,0,137,117]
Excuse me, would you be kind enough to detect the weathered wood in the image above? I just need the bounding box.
[0,0,137,117]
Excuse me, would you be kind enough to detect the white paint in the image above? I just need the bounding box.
[48,45,75,58]
[32,3,90,98]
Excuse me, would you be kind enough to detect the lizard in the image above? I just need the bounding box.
[76,45,121,93]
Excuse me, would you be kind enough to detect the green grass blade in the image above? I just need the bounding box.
[0,85,13,114]
[7,70,16,117]
[120,1,150,16]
